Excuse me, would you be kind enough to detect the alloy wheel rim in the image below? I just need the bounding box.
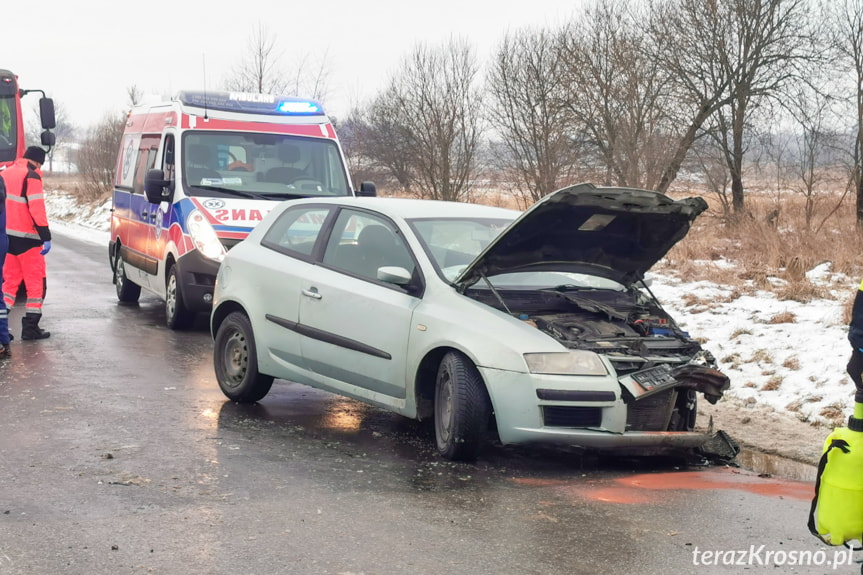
[166,274,177,319]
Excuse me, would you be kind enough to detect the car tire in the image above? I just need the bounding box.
[214,311,274,403]
[114,250,141,303]
[434,350,491,461]
[166,263,195,330]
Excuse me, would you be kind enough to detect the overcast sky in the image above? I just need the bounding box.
[6,0,580,131]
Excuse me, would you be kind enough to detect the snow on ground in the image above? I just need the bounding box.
[651,271,854,426]
[43,188,859,435]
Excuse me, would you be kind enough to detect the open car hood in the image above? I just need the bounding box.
[454,183,708,289]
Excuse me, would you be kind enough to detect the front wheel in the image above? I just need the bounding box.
[434,351,491,461]
[165,263,195,330]
[114,250,141,303]
[214,311,274,403]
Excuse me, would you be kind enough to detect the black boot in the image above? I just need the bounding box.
[21,313,50,340]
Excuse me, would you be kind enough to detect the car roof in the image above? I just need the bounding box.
[284,196,520,221]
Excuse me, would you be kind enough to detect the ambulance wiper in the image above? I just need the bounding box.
[193,185,271,201]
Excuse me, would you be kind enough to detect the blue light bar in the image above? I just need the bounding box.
[177,91,325,116]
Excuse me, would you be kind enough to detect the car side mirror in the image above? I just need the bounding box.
[40,130,55,147]
[144,168,173,204]
[377,266,412,285]
[356,181,377,197]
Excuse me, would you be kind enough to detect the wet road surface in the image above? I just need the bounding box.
[0,231,844,574]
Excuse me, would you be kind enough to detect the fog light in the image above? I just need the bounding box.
[203,293,213,304]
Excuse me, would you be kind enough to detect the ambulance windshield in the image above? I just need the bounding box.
[182,132,351,198]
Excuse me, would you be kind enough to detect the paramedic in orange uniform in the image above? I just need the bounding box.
[1,146,51,340]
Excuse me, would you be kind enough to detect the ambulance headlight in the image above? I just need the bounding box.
[187,210,226,262]
[524,351,608,376]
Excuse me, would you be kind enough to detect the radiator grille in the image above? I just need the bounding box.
[626,388,677,431]
[542,406,603,428]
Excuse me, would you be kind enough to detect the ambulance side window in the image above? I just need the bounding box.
[132,135,161,195]
[162,135,175,183]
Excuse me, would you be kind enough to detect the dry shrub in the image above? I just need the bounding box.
[730,328,752,339]
[776,279,827,303]
[767,310,797,324]
[820,402,847,423]
[666,190,862,296]
[716,289,743,303]
[783,356,801,370]
[680,293,701,307]
[786,394,823,412]
[760,376,783,391]
[785,255,806,281]
[749,349,773,364]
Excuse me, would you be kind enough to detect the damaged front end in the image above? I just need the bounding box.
[466,281,730,436]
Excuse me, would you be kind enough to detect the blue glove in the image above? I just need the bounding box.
[40,241,51,255]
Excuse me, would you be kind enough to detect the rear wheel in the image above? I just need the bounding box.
[114,250,141,303]
[166,263,195,330]
[434,350,491,461]
[214,311,274,403]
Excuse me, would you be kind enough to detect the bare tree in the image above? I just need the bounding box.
[691,136,734,217]
[365,39,484,202]
[127,84,143,107]
[224,23,289,95]
[344,99,415,194]
[560,0,678,190]
[224,23,330,101]
[649,0,813,212]
[783,84,845,231]
[27,101,76,174]
[486,27,581,204]
[825,0,863,225]
[286,48,332,103]
[76,112,125,201]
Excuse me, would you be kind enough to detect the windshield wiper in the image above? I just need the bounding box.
[191,185,272,201]
[543,285,630,321]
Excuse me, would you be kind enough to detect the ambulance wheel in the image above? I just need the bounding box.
[214,311,274,403]
[166,263,195,330]
[114,251,141,303]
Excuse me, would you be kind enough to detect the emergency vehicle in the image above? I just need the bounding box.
[0,68,55,168]
[109,90,376,329]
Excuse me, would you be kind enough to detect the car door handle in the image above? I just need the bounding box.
[301,288,322,300]
[140,210,150,218]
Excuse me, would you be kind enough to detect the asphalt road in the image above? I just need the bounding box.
[0,230,843,575]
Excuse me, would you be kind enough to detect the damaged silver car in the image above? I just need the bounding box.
[211,182,730,461]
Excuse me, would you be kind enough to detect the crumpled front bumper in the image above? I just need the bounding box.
[479,366,714,449]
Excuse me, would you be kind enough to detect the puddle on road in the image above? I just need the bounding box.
[733,447,817,483]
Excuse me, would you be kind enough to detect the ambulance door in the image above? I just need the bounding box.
[148,133,175,280]
[126,135,161,288]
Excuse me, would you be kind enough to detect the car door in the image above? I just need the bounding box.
[297,208,421,408]
[254,204,335,382]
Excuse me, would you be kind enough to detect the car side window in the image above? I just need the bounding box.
[322,210,415,282]
[261,207,331,258]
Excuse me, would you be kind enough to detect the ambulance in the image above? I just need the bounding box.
[109,90,375,329]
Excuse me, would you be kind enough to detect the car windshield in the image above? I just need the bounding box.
[182,131,351,198]
[409,217,512,280]
[410,216,626,290]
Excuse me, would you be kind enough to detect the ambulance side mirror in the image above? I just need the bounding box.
[145,168,173,204]
[356,181,377,197]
